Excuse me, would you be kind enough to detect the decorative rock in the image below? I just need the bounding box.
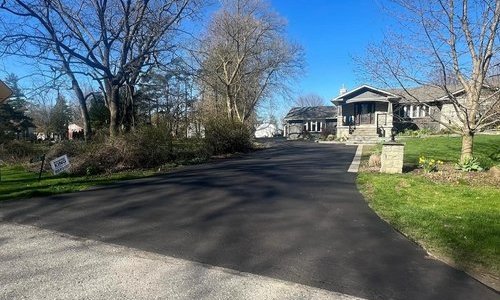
[368,154,381,167]
[489,166,500,178]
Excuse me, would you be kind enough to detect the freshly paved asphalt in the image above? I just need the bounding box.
[0,141,497,300]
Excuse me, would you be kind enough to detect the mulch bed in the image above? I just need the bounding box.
[414,164,500,187]
[360,160,500,187]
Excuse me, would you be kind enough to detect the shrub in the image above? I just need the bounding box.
[125,125,174,167]
[0,140,44,161]
[204,118,252,155]
[172,138,209,164]
[320,127,336,140]
[399,128,433,138]
[455,157,484,172]
[46,140,85,160]
[371,145,382,155]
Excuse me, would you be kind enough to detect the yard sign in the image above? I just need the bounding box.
[50,155,71,175]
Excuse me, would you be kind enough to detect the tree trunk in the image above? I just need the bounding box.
[109,85,120,137]
[460,131,474,162]
[123,84,135,133]
[70,79,92,141]
[226,87,234,120]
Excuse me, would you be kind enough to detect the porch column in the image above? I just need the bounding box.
[409,105,414,118]
[337,106,343,125]
[387,102,394,125]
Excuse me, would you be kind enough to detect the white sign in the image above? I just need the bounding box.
[50,155,70,175]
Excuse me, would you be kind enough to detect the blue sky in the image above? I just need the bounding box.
[270,0,390,102]
[1,0,392,112]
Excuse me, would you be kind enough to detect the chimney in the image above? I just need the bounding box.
[339,84,347,96]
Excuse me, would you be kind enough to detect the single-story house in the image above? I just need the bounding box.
[283,84,498,143]
[283,106,337,140]
[255,123,278,138]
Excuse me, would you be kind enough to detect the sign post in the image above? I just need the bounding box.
[0,80,13,103]
[30,155,47,181]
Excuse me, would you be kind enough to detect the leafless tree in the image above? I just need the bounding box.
[356,0,500,162]
[293,93,327,107]
[195,0,304,124]
[0,0,200,137]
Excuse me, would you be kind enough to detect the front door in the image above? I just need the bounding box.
[354,103,375,125]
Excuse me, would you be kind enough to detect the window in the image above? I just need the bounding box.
[403,105,429,118]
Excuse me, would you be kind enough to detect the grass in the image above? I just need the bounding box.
[358,173,500,276]
[357,134,500,282]
[400,134,500,168]
[0,165,156,202]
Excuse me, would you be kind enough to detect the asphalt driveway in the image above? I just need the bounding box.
[0,141,497,299]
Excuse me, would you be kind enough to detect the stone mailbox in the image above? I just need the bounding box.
[380,141,404,174]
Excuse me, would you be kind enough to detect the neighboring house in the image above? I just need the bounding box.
[331,84,498,143]
[68,123,84,140]
[283,106,337,140]
[255,123,277,138]
[0,80,13,103]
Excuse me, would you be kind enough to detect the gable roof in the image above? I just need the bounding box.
[389,85,456,103]
[389,84,498,103]
[0,80,13,103]
[284,106,337,121]
[332,85,400,104]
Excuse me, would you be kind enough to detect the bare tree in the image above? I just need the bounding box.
[293,93,327,107]
[196,0,303,124]
[0,0,200,137]
[356,0,500,162]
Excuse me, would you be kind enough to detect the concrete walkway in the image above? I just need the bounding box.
[0,222,361,300]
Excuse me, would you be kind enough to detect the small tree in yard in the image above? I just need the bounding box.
[357,0,500,163]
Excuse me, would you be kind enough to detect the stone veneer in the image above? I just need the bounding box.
[380,142,404,174]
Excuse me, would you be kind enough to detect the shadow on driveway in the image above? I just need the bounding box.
[0,142,497,300]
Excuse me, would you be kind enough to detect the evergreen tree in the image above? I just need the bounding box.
[49,94,72,138]
[88,94,110,130]
[4,73,27,113]
[0,74,34,141]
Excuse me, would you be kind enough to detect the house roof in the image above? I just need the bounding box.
[0,80,13,103]
[332,85,400,104]
[388,84,498,103]
[284,106,337,121]
[388,85,454,103]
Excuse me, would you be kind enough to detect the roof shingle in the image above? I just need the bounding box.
[284,106,337,121]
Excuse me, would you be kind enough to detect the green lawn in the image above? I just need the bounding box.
[0,165,155,202]
[400,134,500,168]
[357,135,500,281]
[358,173,499,275]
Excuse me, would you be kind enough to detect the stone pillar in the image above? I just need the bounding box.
[380,142,404,173]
